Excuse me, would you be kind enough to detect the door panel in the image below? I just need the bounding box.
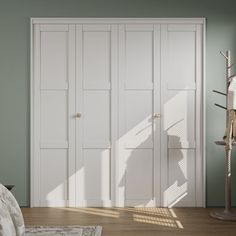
[125,91,153,149]
[161,24,199,207]
[83,31,111,89]
[76,24,117,206]
[167,31,196,89]
[41,31,68,88]
[166,149,196,207]
[33,24,76,207]
[118,24,161,207]
[41,91,68,142]
[40,149,68,206]
[164,90,195,147]
[83,149,110,201]
[83,91,110,146]
[125,31,153,88]
[125,149,153,200]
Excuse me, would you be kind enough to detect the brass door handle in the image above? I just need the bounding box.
[76,113,82,118]
[153,113,161,119]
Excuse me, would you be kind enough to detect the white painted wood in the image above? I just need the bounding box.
[41,91,68,142]
[32,24,41,207]
[40,81,69,90]
[40,149,68,206]
[110,25,119,207]
[40,31,68,87]
[31,18,205,208]
[83,30,111,90]
[68,25,76,207]
[75,24,117,207]
[82,24,111,31]
[202,19,207,207]
[195,24,204,207]
[161,23,203,207]
[117,24,126,207]
[118,24,160,207]
[83,91,110,145]
[165,149,196,207]
[30,20,34,207]
[75,25,84,206]
[125,149,153,200]
[32,24,76,207]
[153,24,162,207]
[40,24,69,31]
[125,24,154,31]
[125,31,153,89]
[83,149,111,203]
[31,18,205,25]
[167,24,196,31]
[40,142,69,149]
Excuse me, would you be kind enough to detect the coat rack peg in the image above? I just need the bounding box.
[227,75,236,83]
[228,63,235,69]
[214,103,227,110]
[212,90,226,96]
[220,51,229,60]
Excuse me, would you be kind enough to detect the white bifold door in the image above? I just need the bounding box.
[117,24,161,207]
[31,19,204,207]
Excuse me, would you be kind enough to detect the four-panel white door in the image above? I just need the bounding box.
[75,24,118,206]
[32,21,203,207]
[160,24,203,207]
[32,24,76,206]
[117,24,161,207]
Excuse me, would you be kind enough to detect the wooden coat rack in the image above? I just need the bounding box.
[210,50,236,221]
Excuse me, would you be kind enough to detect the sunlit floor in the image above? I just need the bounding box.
[22,207,236,236]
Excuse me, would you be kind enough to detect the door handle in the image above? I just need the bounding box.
[76,113,82,118]
[153,113,161,119]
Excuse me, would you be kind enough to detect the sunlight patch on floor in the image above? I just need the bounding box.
[119,207,171,217]
[59,207,120,218]
[58,207,184,228]
[133,214,177,227]
[129,208,184,229]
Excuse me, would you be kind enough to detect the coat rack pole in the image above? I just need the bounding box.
[226,51,230,126]
[226,51,231,213]
[225,148,232,212]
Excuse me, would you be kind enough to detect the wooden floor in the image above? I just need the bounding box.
[22,208,236,236]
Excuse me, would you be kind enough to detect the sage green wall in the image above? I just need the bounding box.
[0,0,236,206]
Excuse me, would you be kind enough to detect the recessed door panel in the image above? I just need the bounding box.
[83,91,110,146]
[167,31,196,89]
[83,31,110,89]
[125,31,153,88]
[40,149,68,206]
[41,31,68,88]
[41,91,68,143]
[125,149,153,200]
[164,90,195,147]
[83,149,110,201]
[165,149,195,207]
[125,91,153,149]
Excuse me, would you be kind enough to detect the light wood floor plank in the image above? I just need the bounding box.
[22,208,236,236]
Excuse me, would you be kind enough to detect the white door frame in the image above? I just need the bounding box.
[30,18,206,207]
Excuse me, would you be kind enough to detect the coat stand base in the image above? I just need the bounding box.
[210,210,236,221]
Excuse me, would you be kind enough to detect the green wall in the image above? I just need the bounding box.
[0,0,236,206]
